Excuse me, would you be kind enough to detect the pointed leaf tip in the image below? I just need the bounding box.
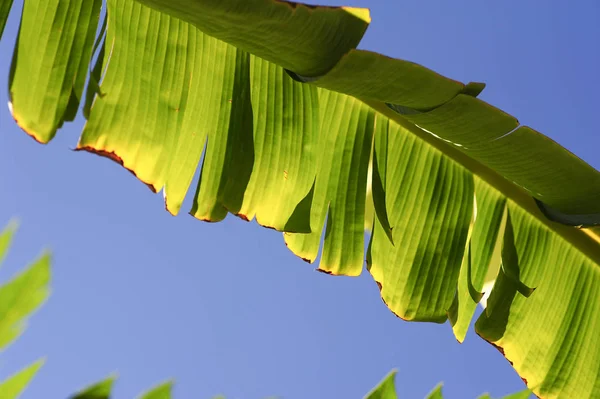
[138,380,174,399]
[0,359,44,399]
[425,383,444,399]
[363,369,397,399]
[71,374,117,399]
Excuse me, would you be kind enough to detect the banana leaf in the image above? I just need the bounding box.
[2,1,600,397]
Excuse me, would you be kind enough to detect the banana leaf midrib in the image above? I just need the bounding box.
[366,99,600,267]
[127,0,600,267]
[3,1,600,397]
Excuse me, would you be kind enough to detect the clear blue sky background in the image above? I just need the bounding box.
[0,1,598,398]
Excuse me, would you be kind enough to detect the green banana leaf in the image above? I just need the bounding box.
[70,369,529,399]
[2,1,600,397]
[0,220,177,399]
[364,370,532,399]
[0,223,534,397]
[0,360,44,399]
[0,222,525,398]
[0,222,50,399]
[71,376,173,399]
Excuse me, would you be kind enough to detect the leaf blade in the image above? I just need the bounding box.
[9,0,102,142]
[71,375,116,399]
[0,359,44,399]
[137,381,173,399]
[0,252,51,350]
[363,369,397,399]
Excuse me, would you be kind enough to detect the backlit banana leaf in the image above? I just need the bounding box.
[3,0,600,397]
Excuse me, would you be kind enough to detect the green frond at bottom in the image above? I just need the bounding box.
[71,376,173,399]
[363,369,397,399]
[138,381,174,399]
[0,222,51,399]
[71,375,116,399]
[0,220,18,266]
[64,370,530,399]
[0,360,44,399]
[0,252,51,350]
[365,370,531,399]
[425,383,444,399]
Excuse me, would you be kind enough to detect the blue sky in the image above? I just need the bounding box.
[0,1,598,398]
